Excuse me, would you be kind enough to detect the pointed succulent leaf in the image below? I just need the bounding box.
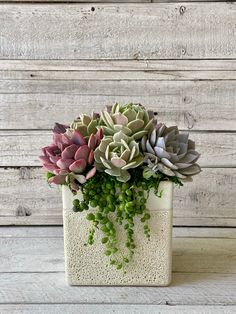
[173,171,187,179]
[39,155,51,163]
[74,125,87,137]
[101,111,114,128]
[123,108,136,121]
[161,158,178,170]
[132,130,147,140]
[105,168,121,177]
[136,111,144,120]
[100,157,112,169]
[69,159,87,173]
[111,102,120,114]
[141,136,147,151]
[99,138,112,152]
[71,130,86,146]
[144,119,154,131]
[48,174,67,185]
[179,152,200,164]
[61,144,78,159]
[81,114,91,126]
[88,150,94,165]
[112,113,128,125]
[127,119,144,132]
[154,146,170,159]
[53,122,68,134]
[96,128,103,144]
[105,145,110,160]
[56,158,74,170]
[75,145,90,161]
[113,125,132,136]
[129,146,136,161]
[85,167,96,180]
[113,131,129,143]
[88,134,96,150]
[146,139,155,154]
[121,149,130,161]
[43,163,58,172]
[94,148,104,163]
[111,157,126,168]
[157,163,175,176]
[156,137,166,149]
[74,174,87,184]
[150,129,157,146]
[120,139,130,151]
[87,120,97,135]
[179,164,201,176]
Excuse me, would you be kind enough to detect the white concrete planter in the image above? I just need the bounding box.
[62,181,173,286]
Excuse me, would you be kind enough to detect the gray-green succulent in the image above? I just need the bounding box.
[94,131,144,182]
[141,123,201,181]
[70,112,100,139]
[100,103,155,140]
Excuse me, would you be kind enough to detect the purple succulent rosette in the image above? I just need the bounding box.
[39,126,103,190]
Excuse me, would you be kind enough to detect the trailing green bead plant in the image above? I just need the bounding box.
[71,169,182,271]
[40,103,201,271]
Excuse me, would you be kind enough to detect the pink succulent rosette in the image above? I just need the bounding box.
[39,126,103,190]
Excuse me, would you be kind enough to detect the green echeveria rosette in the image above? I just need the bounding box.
[100,103,156,140]
[94,131,144,182]
[141,123,201,181]
[70,112,101,139]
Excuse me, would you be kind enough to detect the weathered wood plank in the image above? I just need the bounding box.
[0,168,235,226]
[0,130,234,167]
[1,79,236,130]
[2,70,236,80]
[1,230,235,273]
[2,59,236,71]
[2,60,236,71]
[0,272,235,305]
[0,304,235,314]
[0,4,236,59]
[1,79,236,96]
[1,226,236,238]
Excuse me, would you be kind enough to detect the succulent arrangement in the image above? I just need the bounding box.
[40,103,201,270]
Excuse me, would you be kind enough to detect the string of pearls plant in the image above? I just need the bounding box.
[40,103,201,271]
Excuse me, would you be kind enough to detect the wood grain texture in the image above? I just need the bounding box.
[0,304,235,314]
[0,168,235,226]
[1,226,236,238]
[0,3,236,59]
[1,59,236,71]
[0,130,234,167]
[0,272,235,305]
[2,70,236,80]
[1,79,236,130]
[0,228,235,273]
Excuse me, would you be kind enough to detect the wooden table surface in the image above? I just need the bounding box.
[1,226,235,313]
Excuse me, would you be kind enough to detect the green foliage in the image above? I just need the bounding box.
[71,168,182,271]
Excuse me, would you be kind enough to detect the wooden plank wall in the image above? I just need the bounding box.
[0,2,235,227]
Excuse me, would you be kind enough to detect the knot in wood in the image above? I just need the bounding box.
[179,6,186,15]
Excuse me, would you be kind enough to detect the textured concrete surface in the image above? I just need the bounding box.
[62,181,173,286]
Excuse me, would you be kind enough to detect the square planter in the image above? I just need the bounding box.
[62,181,173,286]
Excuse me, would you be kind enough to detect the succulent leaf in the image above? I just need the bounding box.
[70,111,101,139]
[100,103,157,140]
[141,123,201,181]
[40,125,101,189]
[94,131,144,182]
